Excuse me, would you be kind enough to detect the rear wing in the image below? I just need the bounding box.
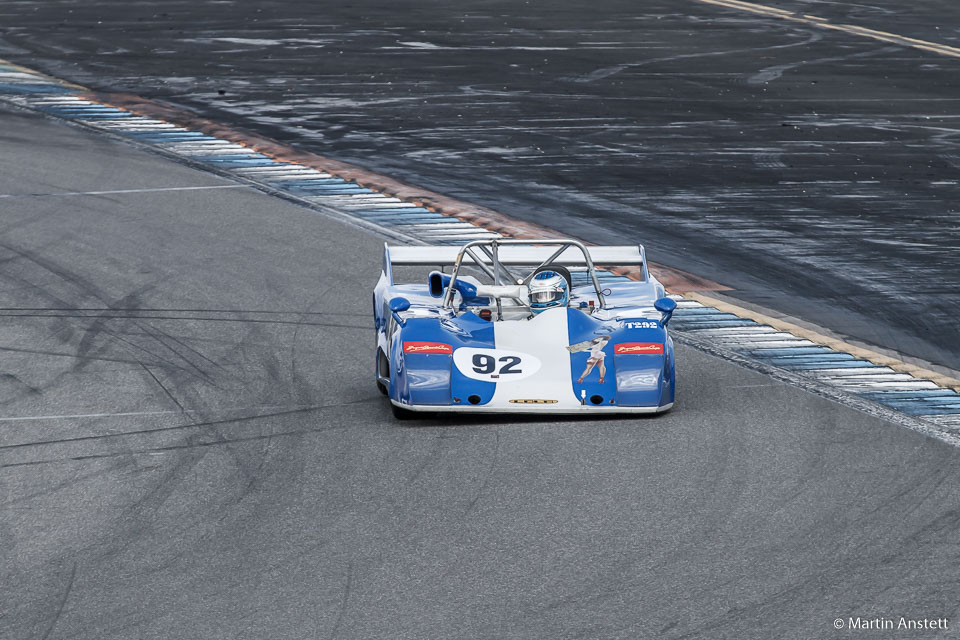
[382,239,648,308]
[388,244,644,266]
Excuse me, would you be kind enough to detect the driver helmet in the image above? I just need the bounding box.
[529,270,569,314]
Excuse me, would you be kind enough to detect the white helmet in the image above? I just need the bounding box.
[529,270,569,314]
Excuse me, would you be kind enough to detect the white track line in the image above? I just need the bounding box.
[0,185,248,199]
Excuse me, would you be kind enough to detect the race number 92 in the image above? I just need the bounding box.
[454,348,541,382]
[471,354,522,375]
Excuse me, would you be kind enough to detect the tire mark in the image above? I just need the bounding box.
[0,405,326,452]
[0,307,367,317]
[328,560,354,640]
[746,44,896,84]
[0,372,41,398]
[0,401,375,468]
[0,312,369,328]
[0,345,172,367]
[0,246,199,381]
[464,430,501,516]
[39,561,76,640]
[567,27,823,82]
[139,362,186,413]
[289,282,337,406]
[0,242,223,382]
[0,256,195,405]
[124,321,223,386]
[406,435,447,484]
[0,244,275,416]
[1,459,130,507]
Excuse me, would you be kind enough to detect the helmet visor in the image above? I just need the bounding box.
[530,288,564,304]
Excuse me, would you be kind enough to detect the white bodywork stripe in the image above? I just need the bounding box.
[490,308,580,407]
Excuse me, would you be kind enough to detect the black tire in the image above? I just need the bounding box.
[390,402,417,420]
[376,349,389,395]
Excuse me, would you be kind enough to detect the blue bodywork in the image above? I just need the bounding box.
[373,241,676,414]
[374,277,675,414]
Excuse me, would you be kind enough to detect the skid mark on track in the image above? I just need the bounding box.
[746,44,897,84]
[464,430,501,516]
[39,561,76,640]
[288,282,339,406]
[0,372,41,398]
[0,311,369,328]
[2,461,128,507]
[0,403,355,454]
[568,28,822,83]
[0,244,209,407]
[0,400,376,469]
[328,559,355,640]
[139,362,186,413]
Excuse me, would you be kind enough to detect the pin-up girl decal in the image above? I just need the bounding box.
[567,336,611,384]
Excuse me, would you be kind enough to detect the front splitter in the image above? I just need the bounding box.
[390,399,673,415]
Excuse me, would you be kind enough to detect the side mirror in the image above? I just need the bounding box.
[654,297,676,326]
[389,297,411,312]
[389,297,411,326]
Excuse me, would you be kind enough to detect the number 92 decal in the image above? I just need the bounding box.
[453,347,542,382]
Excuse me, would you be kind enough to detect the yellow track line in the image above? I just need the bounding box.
[698,0,960,60]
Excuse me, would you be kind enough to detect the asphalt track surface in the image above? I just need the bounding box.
[1,0,958,374]
[4,104,960,639]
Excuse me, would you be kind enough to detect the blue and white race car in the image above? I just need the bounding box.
[372,238,677,418]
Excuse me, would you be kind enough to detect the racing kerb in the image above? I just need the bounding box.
[4,59,960,440]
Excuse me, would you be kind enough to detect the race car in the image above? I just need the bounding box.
[372,238,677,418]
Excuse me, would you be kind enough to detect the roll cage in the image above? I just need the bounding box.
[383,238,649,312]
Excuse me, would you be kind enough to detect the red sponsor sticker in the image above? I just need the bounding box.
[403,341,453,354]
[615,342,664,355]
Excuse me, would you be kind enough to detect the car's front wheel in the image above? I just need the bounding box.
[376,349,389,396]
[390,402,416,420]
